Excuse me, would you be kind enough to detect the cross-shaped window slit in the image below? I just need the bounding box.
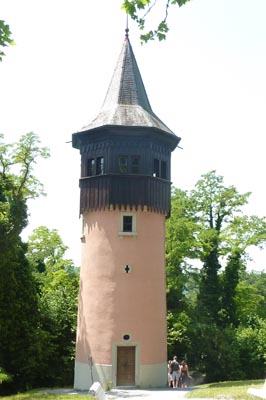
[124,265,130,273]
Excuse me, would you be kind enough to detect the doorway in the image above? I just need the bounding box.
[116,346,135,386]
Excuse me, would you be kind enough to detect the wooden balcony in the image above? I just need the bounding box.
[79,174,171,215]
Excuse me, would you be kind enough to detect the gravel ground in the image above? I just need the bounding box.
[40,386,218,399]
[106,387,193,399]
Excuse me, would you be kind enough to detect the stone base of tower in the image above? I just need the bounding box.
[74,360,112,390]
[139,362,167,387]
[74,360,167,390]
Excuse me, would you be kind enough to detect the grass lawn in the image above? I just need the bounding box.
[0,390,93,400]
[185,379,264,399]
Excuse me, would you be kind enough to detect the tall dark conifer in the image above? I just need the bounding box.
[0,133,49,392]
[221,249,242,326]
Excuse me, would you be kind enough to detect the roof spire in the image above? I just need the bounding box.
[125,14,129,38]
[78,25,180,142]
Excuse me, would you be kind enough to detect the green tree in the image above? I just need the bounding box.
[27,226,70,274]
[121,0,190,42]
[166,170,266,380]
[0,20,14,61]
[166,188,199,359]
[235,281,265,324]
[166,189,198,311]
[236,317,266,379]
[191,171,266,325]
[220,249,243,326]
[0,132,49,392]
[27,226,79,386]
[236,271,266,322]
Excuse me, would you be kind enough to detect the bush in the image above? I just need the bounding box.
[0,367,12,384]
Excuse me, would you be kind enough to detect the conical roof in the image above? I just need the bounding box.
[79,31,179,140]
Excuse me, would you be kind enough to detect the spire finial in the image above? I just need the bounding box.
[125,14,129,38]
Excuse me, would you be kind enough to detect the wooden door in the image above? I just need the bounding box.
[117,346,135,386]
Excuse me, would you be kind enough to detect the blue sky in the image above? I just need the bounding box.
[1,0,266,270]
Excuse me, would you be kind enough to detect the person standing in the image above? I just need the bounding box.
[170,356,180,388]
[167,360,173,387]
[180,360,191,388]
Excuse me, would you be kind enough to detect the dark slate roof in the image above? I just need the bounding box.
[79,32,179,139]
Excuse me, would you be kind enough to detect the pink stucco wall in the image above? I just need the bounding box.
[75,208,167,367]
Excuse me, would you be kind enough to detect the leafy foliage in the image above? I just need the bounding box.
[0,20,14,61]
[26,227,79,387]
[0,367,12,385]
[236,317,266,379]
[0,133,49,393]
[220,249,243,326]
[0,134,79,392]
[166,170,266,381]
[121,0,190,42]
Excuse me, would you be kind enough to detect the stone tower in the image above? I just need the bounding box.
[72,30,181,389]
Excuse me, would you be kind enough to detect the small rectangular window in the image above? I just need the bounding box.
[119,156,128,173]
[96,156,104,175]
[119,213,136,236]
[153,159,160,177]
[87,158,95,176]
[161,160,167,179]
[123,216,133,232]
[131,156,140,174]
